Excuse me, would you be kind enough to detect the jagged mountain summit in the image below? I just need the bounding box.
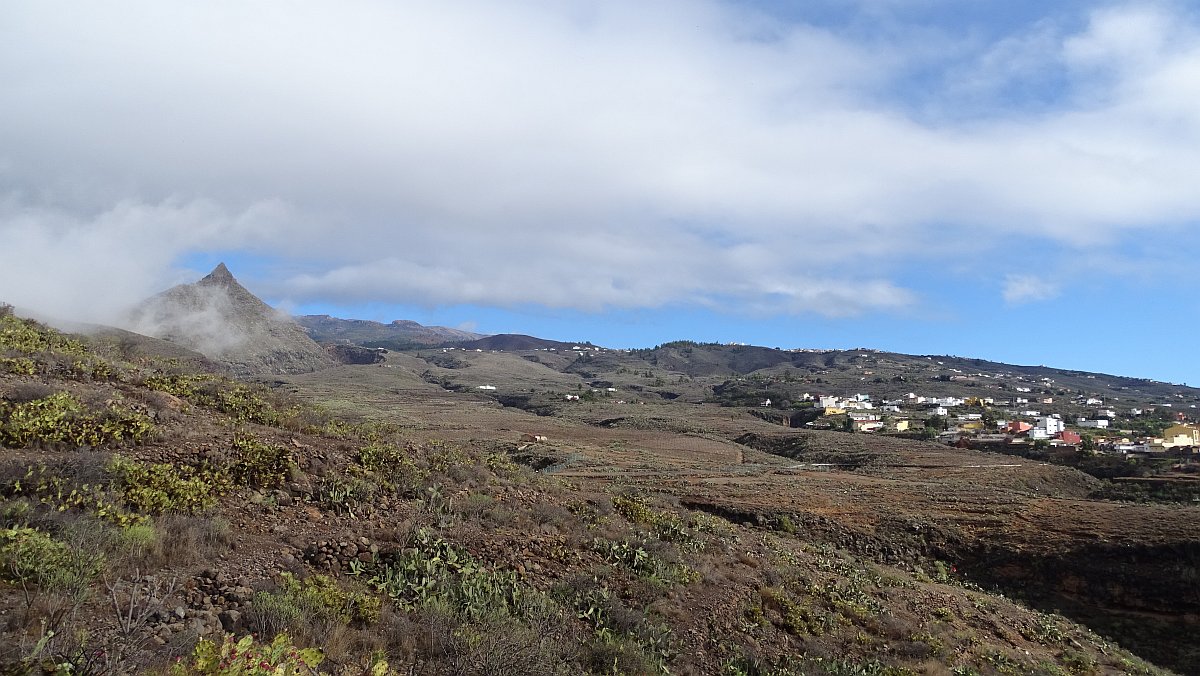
[126,263,334,377]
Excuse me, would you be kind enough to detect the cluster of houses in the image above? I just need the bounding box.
[802,391,1200,457]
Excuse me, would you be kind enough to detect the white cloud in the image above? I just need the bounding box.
[1002,274,1061,305]
[0,197,291,322]
[1,1,1198,319]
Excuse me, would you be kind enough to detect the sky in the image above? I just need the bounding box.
[3,1,1200,385]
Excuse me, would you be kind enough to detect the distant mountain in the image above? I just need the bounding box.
[453,334,593,352]
[126,263,334,377]
[295,315,483,348]
[632,341,1200,406]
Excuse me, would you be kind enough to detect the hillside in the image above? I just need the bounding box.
[296,315,483,348]
[634,342,1200,406]
[2,306,1189,673]
[452,334,594,352]
[315,324,1200,408]
[126,264,334,377]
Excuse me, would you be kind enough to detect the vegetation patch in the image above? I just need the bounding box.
[591,537,700,585]
[0,391,154,448]
[169,632,328,675]
[228,434,292,489]
[6,464,147,527]
[0,525,105,609]
[356,528,522,620]
[611,494,703,550]
[355,441,427,493]
[108,455,230,514]
[144,373,294,426]
[0,312,88,358]
[251,572,381,633]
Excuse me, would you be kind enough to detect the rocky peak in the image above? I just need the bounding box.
[126,265,334,377]
[199,262,236,287]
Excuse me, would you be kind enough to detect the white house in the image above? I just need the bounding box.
[1077,418,1110,429]
[1037,416,1065,434]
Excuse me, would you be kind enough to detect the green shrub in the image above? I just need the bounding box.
[229,435,292,488]
[611,494,700,550]
[356,442,427,494]
[426,440,471,472]
[169,633,327,675]
[143,372,211,399]
[0,526,105,603]
[116,521,160,560]
[315,474,376,518]
[591,537,700,585]
[0,314,87,357]
[145,374,292,426]
[0,391,154,448]
[0,357,37,375]
[260,573,381,627]
[7,465,147,527]
[212,384,291,426]
[357,528,522,621]
[108,455,230,514]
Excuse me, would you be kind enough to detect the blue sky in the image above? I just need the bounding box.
[3,1,1200,385]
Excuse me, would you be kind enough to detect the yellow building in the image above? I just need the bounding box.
[1162,424,1200,448]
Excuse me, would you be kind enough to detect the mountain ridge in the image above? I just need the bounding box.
[295,314,483,348]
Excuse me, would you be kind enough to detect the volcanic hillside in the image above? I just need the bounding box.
[296,315,483,349]
[451,334,595,352]
[0,305,1183,675]
[127,264,334,377]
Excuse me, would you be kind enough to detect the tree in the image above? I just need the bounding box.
[981,409,997,429]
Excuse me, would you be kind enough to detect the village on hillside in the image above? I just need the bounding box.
[794,386,1200,480]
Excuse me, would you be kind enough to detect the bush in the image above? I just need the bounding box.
[108,455,230,514]
[356,442,426,494]
[611,494,701,550]
[0,392,154,448]
[591,537,700,585]
[254,573,381,629]
[228,435,292,489]
[0,314,87,357]
[357,529,522,621]
[6,464,147,528]
[144,374,292,426]
[0,526,105,607]
[169,633,326,675]
[315,474,377,518]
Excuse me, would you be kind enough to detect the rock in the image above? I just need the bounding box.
[219,610,241,632]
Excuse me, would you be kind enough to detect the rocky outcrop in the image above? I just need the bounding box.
[324,344,387,365]
[127,264,334,377]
